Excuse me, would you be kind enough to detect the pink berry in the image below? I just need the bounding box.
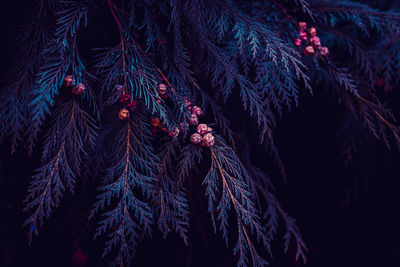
[190,133,202,145]
[299,31,307,40]
[158,83,167,95]
[202,133,215,147]
[299,22,307,30]
[197,124,210,135]
[304,46,315,56]
[169,127,180,138]
[192,106,202,116]
[184,99,192,107]
[189,114,199,125]
[376,78,384,87]
[319,46,329,56]
[294,38,302,47]
[310,36,321,47]
[309,27,317,37]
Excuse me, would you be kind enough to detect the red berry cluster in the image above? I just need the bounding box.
[184,99,203,126]
[149,117,169,136]
[63,75,86,95]
[294,22,329,56]
[117,84,139,120]
[376,78,393,93]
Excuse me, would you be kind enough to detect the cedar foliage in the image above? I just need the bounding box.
[1,0,400,266]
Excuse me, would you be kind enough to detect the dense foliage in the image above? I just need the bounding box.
[1,0,400,266]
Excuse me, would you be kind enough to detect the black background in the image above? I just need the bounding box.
[1,1,400,266]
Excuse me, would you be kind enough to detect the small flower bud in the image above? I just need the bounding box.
[192,106,202,116]
[158,83,167,95]
[190,133,202,145]
[197,124,211,135]
[169,127,180,138]
[294,38,302,47]
[202,133,215,147]
[319,46,329,56]
[304,46,315,56]
[310,36,321,47]
[189,114,199,125]
[299,31,307,40]
[308,27,317,37]
[299,22,307,30]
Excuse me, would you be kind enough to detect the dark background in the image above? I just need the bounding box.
[1,1,400,266]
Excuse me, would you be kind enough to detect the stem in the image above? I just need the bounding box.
[107,0,127,94]
[38,0,45,19]
[210,148,257,262]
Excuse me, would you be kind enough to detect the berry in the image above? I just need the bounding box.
[294,38,302,46]
[184,99,192,107]
[126,100,138,112]
[190,133,202,145]
[310,36,321,47]
[376,78,384,87]
[319,46,329,56]
[72,83,85,95]
[299,21,307,30]
[385,84,393,92]
[119,108,129,120]
[169,127,180,138]
[160,122,168,132]
[304,46,315,56]
[202,133,215,147]
[115,84,123,92]
[308,27,317,37]
[192,106,202,116]
[189,114,199,125]
[150,117,161,128]
[119,94,131,104]
[158,83,167,95]
[299,30,307,40]
[197,124,211,135]
[63,75,74,87]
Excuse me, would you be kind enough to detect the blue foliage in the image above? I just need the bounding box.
[1,0,400,266]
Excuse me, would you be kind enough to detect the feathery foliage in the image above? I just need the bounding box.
[1,0,400,266]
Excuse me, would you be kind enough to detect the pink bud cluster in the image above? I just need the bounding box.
[184,97,203,126]
[158,98,204,139]
[190,123,214,147]
[294,22,329,57]
[169,127,180,138]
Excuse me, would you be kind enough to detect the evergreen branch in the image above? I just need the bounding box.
[24,98,97,243]
[203,135,268,266]
[91,118,157,266]
[30,0,89,145]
